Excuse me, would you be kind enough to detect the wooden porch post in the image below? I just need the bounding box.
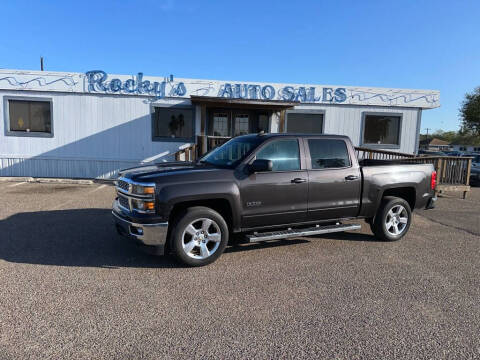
[199,104,208,156]
[464,158,472,199]
[279,110,286,133]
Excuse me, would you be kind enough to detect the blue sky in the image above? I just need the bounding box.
[1,0,479,132]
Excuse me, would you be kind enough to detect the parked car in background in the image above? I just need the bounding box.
[445,151,462,156]
[418,149,446,156]
[471,154,480,170]
[445,150,476,157]
[470,166,480,186]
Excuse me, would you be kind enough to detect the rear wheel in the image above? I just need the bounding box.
[171,207,229,267]
[371,196,412,241]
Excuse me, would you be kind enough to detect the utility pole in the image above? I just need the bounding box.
[422,128,432,151]
[424,128,431,141]
[40,57,44,71]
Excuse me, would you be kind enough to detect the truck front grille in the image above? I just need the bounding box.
[118,195,130,211]
[117,179,130,193]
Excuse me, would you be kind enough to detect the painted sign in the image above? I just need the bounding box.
[217,83,346,103]
[0,69,440,108]
[84,71,347,103]
[85,70,186,98]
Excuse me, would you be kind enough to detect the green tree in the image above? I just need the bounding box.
[460,87,480,136]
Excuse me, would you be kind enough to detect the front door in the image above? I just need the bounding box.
[208,109,270,138]
[303,137,361,220]
[239,138,308,229]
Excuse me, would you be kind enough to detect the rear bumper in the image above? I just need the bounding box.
[112,201,169,255]
[425,196,437,210]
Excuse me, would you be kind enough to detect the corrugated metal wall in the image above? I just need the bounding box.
[0,90,420,179]
[295,104,420,153]
[0,91,192,178]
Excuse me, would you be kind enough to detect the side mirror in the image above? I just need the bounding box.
[250,159,273,173]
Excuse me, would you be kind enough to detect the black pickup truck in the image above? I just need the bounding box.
[113,133,437,266]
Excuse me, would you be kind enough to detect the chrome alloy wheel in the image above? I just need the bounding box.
[385,205,409,236]
[181,218,222,259]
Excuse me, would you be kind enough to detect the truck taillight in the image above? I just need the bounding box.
[431,171,437,190]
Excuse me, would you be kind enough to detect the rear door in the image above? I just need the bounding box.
[239,138,308,228]
[304,137,361,220]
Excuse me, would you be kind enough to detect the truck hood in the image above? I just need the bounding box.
[118,161,223,182]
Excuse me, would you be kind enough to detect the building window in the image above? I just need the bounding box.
[256,114,269,133]
[255,139,300,171]
[286,112,324,134]
[212,112,229,137]
[362,113,401,147]
[234,114,249,136]
[6,98,52,136]
[152,106,194,140]
[474,147,480,152]
[308,139,351,169]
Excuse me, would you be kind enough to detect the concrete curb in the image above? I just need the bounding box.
[0,176,112,185]
[0,177,35,183]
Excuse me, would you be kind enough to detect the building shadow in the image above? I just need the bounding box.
[0,111,191,179]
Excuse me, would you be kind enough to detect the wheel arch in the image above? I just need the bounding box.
[168,198,234,232]
[381,187,416,210]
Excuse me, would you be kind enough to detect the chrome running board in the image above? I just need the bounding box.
[246,223,361,243]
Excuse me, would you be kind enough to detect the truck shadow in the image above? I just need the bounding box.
[225,239,311,253]
[319,231,383,242]
[0,208,380,268]
[0,208,178,268]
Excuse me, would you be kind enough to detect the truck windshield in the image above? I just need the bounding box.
[199,136,263,168]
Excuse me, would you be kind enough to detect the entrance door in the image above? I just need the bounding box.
[233,112,250,136]
[208,109,270,137]
[211,111,229,137]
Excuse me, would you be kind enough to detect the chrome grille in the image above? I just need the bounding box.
[117,179,130,193]
[118,195,130,211]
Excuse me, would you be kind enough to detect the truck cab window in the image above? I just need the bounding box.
[256,139,300,171]
[308,139,350,169]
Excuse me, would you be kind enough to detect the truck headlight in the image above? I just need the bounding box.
[132,184,155,195]
[132,199,155,213]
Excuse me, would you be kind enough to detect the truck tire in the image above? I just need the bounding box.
[170,206,229,267]
[371,196,412,242]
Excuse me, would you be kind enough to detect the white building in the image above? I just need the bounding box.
[450,144,480,153]
[0,69,440,179]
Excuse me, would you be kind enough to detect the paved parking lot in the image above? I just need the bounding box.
[0,181,479,359]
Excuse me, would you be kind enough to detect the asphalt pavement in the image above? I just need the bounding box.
[0,181,479,359]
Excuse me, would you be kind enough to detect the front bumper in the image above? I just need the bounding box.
[112,201,169,255]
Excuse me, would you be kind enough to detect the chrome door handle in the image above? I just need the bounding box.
[291,178,307,184]
[345,175,359,181]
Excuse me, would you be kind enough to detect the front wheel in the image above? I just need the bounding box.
[171,206,229,267]
[371,196,412,241]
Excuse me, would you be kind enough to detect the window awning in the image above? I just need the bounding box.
[190,96,299,110]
